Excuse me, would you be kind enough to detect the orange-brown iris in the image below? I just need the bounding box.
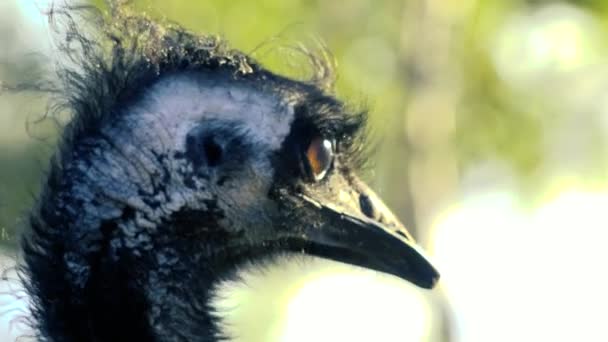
[305,137,333,181]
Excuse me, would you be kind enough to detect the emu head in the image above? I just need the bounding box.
[21,9,439,342]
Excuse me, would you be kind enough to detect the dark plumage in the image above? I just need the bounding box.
[14,3,439,341]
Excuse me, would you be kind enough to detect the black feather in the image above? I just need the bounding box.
[10,1,372,341]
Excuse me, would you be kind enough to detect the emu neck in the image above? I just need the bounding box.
[210,255,432,342]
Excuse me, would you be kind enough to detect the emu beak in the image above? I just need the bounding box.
[292,187,440,289]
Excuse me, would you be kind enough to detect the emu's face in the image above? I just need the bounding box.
[100,71,437,288]
[29,67,438,340]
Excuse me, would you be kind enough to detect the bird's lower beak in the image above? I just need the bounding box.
[293,194,439,289]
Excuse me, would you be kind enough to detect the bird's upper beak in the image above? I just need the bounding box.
[276,177,440,289]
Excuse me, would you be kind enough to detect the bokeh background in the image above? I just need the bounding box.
[1,0,608,341]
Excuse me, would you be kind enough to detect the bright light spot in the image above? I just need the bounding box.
[492,4,603,89]
[0,256,33,342]
[212,256,435,342]
[282,271,431,342]
[8,0,54,56]
[431,187,608,342]
[16,0,52,27]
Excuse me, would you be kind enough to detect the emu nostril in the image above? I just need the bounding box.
[359,193,375,219]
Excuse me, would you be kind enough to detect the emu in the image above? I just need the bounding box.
[6,3,439,341]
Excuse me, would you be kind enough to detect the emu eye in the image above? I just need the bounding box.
[304,137,334,181]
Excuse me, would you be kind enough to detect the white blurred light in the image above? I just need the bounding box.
[281,271,430,342]
[16,0,51,28]
[432,187,608,342]
[0,256,33,342]
[491,4,603,89]
[212,256,435,342]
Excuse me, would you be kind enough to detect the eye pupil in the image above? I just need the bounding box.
[306,137,334,181]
